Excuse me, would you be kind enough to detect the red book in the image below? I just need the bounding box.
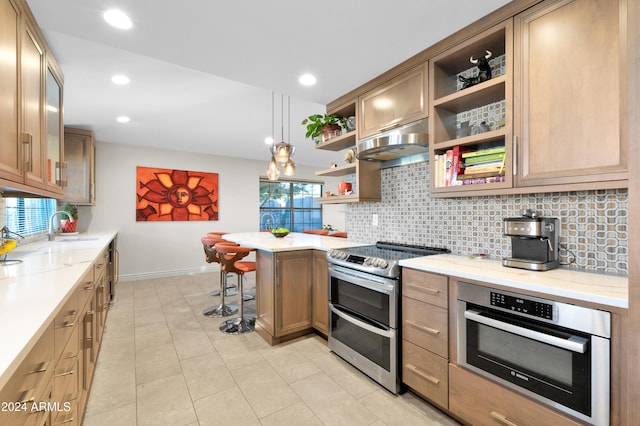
[451,145,467,182]
[444,150,453,186]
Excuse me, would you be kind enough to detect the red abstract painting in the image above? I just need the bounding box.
[136,166,218,221]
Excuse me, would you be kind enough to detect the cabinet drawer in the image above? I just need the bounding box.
[53,398,77,426]
[402,269,448,307]
[54,293,78,361]
[94,249,108,279]
[54,355,78,404]
[75,270,94,310]
[0,323,54,409]
[402,296,448,357]
[449,364,583,426]
[402,340,448,410]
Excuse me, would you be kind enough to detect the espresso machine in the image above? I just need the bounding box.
[503,210,560,271]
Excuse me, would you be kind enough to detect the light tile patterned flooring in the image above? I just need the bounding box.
[83,273,461,425]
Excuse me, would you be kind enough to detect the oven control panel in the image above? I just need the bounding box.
[490,291,554,320]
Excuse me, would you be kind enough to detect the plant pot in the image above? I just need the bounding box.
[321,124,342,142]
[338,182,352,195]
[60,219,77,233]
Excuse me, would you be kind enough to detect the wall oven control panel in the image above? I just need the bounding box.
[490,291,554,320]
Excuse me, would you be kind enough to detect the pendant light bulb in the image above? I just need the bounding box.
[283,159,296,176]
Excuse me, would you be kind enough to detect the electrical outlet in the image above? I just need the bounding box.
[372,214,378,226]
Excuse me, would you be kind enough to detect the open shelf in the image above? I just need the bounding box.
[315,163,356,177]
[314,131,356,151]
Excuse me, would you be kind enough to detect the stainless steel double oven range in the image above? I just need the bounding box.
[326,242,449,394]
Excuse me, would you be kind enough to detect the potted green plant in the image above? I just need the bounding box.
[60,202,78,233]
[301,114,346,143]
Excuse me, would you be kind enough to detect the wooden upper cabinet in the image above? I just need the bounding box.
[0,0,21,182]
[0,0,63,197]
[45,60,64,195]
[514,0,628,188]
[359,62,429,139]
[64,127,96,205]
[22,22,46,190]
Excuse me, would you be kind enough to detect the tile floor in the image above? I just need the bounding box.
[83,272,461,425]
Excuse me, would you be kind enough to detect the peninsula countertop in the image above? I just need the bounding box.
[222,232,369,252]
[0,232,117,390]
[400,254,628,310]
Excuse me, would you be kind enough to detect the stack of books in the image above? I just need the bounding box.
[433,146,506,187]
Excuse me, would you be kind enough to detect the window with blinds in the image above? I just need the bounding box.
[5,198,57,236]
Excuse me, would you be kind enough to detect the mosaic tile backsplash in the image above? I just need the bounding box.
[346,162,628,274]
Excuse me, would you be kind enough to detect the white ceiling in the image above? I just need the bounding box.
[26,0,512,168]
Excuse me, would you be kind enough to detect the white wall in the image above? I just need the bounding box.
[82,142,345,280]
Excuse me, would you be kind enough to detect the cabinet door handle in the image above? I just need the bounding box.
[19,389,35,404]
[22,132,32,172]
[512,135,517,176]
[406,363,440,385]
[406,319,440,336]
[56,416,76,424]
[56,369,75,377]
[405,282,439,295]
[63,321,75,328]
[31,360,51,374]
[491,411,519,426]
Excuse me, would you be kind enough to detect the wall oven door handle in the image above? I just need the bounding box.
[330,304,393,337]
[464,309,588,353]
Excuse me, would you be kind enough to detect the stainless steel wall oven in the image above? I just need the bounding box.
[457,282,611,425]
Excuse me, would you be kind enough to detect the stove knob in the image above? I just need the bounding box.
[377,259,388,269]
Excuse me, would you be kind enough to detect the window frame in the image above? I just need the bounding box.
[259,178,323,232]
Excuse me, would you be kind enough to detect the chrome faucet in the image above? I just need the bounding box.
[48,211,74,241]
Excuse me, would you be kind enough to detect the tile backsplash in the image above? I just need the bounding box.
[346,161,628,274]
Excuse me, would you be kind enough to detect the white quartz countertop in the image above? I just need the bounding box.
[400,254,628,310]
[0,232,117,390]
[222,232,369,252]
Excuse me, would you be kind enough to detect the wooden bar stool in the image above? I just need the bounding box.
[201,237,239,317]
[214,244,256,334]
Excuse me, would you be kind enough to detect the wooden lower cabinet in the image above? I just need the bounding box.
[0,244,112,426]
[401,269,450,411]
[256,250,313,345]
[311,250,329,336]
[0,322,54,426]
[402,340,448,409]
[449,363,583,426]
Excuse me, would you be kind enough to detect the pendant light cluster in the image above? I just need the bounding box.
[266,93,296,180]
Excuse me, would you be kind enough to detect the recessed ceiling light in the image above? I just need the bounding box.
[299,74,317,86]
[116,116,130,123]
[103,9,133,30]
[111,74,130,85]
[264,137,274,145]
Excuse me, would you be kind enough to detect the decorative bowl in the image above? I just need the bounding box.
[272,231,289,238]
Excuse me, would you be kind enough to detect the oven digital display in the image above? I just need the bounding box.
[490,292,553,320]
[346,255,366,265]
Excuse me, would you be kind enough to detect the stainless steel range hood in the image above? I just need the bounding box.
[356,119,428,163]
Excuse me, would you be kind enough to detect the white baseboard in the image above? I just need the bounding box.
[119,265,220,282]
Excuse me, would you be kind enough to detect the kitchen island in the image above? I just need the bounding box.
[223,232,367,344]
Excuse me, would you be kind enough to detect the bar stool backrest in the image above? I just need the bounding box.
[214,244,255,275]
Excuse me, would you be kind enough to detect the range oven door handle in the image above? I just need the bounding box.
[464,309,588,354]
[330,304,393,338]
